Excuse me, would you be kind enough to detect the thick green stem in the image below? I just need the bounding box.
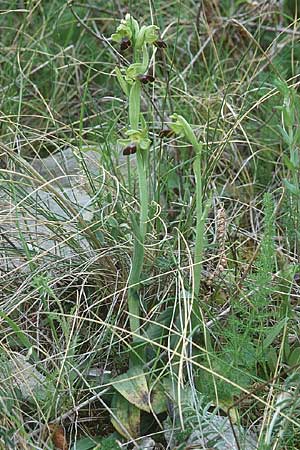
[127,150,148,362]
[128,83,149,360]
[288,125,300,258]
[128,155,148,365]
[129,81,141,130]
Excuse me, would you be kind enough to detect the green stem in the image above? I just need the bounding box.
[126,51,149,364]
[289,126,300,258]
[127,80,148,359]
[193,147,203,298]
[127,150,148,362]
[137,151,148,239]
[171,116,206,297]
[129,81,141,130]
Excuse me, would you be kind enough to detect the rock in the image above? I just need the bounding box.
[1,353,48,400]
[136,437,155,450]
[31,147,100,188]
[1,148,100,272]
[0,185,92,273]
[1,145,136,273]
[31,146,135,188]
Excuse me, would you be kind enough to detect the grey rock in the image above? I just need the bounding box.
[31,147,100,187]
[31,146,135,187]
[136,437,156,450]
[1,353,48,400]
[1,146,136,272]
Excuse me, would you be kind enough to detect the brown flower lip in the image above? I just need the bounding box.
[120,37,131,51]
[123,143,137,155]
[154,39,167,49]
[159,128,174,138]
[137,74,155,84]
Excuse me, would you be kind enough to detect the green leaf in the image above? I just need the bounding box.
[263,319,287,350]
[115,67,130,96]
[150,383,167,414]
[111,392,140,438]
[288,347,300,367]
[144,307,174,341]
[278,126,293,146]
[284,339,291,360]
[170,114,201,152]
[0,311,38,362]
[111,366,150,412]
[283,154,297,171]
[266,347,278,372]
[284,179,300,196]
[71,437,102,450]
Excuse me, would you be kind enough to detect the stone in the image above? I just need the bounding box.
[1,353,48,400]
[136,437,155,450]
[1,145,136,272]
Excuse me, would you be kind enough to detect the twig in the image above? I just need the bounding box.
[248,23,300,37]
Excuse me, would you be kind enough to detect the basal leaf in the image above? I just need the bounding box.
[112,366,150,412]
[288,347,300,367]
[111,392,140,438]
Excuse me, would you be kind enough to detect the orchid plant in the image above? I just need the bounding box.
[109,14,208,440]
[112,14,162,356]
[108,14,170,440]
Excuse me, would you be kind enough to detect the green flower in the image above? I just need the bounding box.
[135,25,159,49]
[126,63,147,81]
[111,13,139,43]
[119,128,151,152]
[111,15,159,51]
